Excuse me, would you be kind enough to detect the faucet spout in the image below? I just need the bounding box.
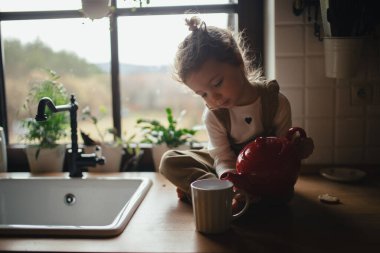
[35,97,73,122]
[35,97,55,121]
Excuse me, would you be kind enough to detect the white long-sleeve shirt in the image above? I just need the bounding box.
[203,92,292,178]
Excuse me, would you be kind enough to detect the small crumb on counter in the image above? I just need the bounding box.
[318,193,340,204]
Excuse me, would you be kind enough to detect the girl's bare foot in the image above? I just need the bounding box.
[176,188,191,204]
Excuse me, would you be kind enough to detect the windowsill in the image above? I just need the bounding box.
[5,142,207,172]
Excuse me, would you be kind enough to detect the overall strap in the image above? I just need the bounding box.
[256,79,280,136]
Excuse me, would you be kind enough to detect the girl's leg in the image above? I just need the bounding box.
[159,149,217,197]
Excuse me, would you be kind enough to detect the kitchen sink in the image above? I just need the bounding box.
[0,175,152,237]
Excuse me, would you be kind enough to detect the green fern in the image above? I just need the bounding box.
[136,107,197,148]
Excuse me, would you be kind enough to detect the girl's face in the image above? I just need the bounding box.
[185,59,254,110]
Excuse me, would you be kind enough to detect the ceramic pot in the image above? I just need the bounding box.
[84,143,124,172]
[151,144,188,172]
[25,144,66,173]
[323,37,364,78]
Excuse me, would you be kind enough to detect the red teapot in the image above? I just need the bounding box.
[221,127,308,199]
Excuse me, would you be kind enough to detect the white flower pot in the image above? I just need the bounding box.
[25,145,66,173]
[151,144,188,172]
[324,37,364,78]
[83,143,124,172]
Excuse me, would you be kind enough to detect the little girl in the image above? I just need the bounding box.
[159,16,314,204]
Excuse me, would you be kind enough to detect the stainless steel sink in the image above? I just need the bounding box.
[0,176,152,237]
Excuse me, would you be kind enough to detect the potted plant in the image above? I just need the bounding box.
[136,107,198,171]
[80,105,142,172]
[20,69,69,173]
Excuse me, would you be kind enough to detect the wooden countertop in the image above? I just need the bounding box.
[0,171,379,253]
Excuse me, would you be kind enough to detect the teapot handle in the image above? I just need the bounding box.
[286,127,306,141]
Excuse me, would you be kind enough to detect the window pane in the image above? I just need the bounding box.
[118,14,237,143]
[0,0,81,12]
[117,0,237,8]
[2,18,112,144]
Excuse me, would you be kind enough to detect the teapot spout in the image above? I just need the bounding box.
[221,172,252,192]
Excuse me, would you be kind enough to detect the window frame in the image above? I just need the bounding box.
[0,0,263,171]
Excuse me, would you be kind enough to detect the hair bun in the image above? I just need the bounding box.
[185,16,202,31]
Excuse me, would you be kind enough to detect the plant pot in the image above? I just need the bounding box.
[83,143,124,172]
[25,145,66,173]
[323,37,364,78]
[121,149,144,172]
[151,144,188,172]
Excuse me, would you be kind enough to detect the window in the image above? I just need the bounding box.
[118,13,237,142]
[0,0,262,150]
[1,18,112,144]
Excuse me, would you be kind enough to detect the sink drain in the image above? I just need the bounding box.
[64,193,76,205]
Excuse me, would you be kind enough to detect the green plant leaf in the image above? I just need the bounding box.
[136,107,198,148]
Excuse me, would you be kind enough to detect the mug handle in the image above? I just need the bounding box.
[231,190,250,220]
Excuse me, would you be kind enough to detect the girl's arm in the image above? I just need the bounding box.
[204,109,237,178]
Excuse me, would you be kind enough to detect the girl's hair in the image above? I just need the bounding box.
[174,16,264,84]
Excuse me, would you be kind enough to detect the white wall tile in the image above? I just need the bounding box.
[367,83,380,114]
[362,38,380,80]
[281,88,304,117]
[366,119,380,146]
[305,87,334,117]
[306,118,334,147]
[291,118,304,128]
[306,147,333,164]
[334,148,364,164]
[275,0,303,24]
[276,57,304,87]
[336,86,365,117]
[335,78,349,87]
[305,25,323,55]
[276,25,304,55]
[367,104,380,116]
[335,119,364,147]
[306,56,335,87]
[365,148,380,164]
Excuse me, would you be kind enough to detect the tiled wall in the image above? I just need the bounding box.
[274,0,380,165]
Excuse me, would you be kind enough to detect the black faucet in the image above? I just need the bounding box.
[35,94,105,178]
